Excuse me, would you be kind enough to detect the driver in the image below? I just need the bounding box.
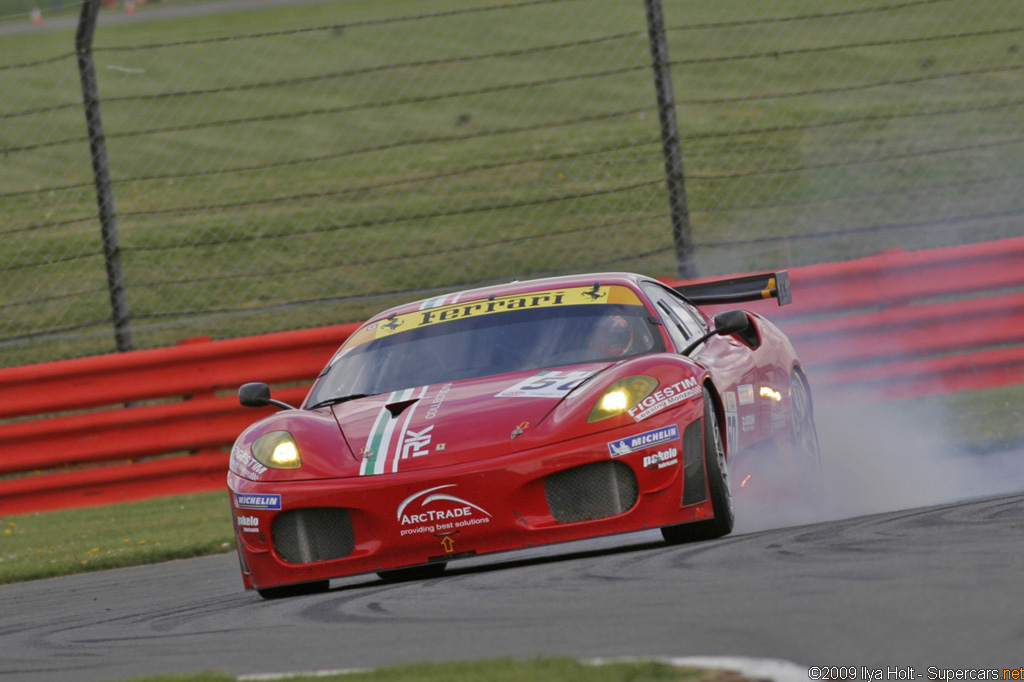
[587,314,634,357]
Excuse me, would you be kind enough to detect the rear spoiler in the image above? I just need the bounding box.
[674,270,791,306]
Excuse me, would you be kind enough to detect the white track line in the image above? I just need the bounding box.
[239,655,809,682]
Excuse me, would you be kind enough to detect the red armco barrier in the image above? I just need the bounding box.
[671,236,1024,400]
[1,237,1022,515]
[0,324,357,515]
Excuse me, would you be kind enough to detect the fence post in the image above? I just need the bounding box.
[76,0,133,352]
[643,0,697,279]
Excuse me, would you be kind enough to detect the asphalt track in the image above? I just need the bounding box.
[2,481,1023,682]
[2,397,1024,682]
[2,395,1023,682]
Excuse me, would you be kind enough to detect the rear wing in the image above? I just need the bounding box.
[674,270,791,306]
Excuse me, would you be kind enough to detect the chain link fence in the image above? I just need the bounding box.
[2,0,1022,366]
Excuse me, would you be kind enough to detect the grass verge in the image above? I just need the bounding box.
[3,0,1021,363]
[126,657,744,682]
[0,491,234,585]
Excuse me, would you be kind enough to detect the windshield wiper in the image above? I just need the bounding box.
[308,393,373,410]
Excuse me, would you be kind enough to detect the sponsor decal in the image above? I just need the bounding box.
[360,386,430,476]
[400,426,433,459]
[627,376,702,422]
[396,484,492,537]
[373,285,644,339]
[236,515,260,533]
[496,370,593,399]
[724,391,738,456]
[234,493,282,510]
[381,317,403,332]
[418,293,462,310]
[643,447,679,469]
[425,382,452,420]
[231,443,267,478]
[607,424,680,457]
[738,384,755,405]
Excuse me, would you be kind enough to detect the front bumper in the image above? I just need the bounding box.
[228,405,713,591]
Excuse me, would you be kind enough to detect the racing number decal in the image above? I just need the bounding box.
[495,370,593,399]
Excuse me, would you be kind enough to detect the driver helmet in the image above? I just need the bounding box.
[588,314,634,357]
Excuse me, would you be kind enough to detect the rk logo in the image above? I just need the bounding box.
[400,426,433,458]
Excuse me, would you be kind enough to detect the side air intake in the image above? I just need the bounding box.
[545,460,639,523]
[272,508,355,564]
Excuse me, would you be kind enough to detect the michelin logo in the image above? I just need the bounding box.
[234,493,282,510]
[607,424,680,457]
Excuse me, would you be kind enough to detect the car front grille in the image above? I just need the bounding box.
[272,508,355,564]
[545,460,638,523]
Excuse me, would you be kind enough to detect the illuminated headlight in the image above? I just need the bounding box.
[251,431,302,469]
[587,376,659,423]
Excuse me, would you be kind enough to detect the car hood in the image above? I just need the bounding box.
[330,366,605,475]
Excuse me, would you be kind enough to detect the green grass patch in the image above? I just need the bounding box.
[0,491,234,585]
[125,657,736,682]
[2,0,1022,364]
[905,383,1024,451]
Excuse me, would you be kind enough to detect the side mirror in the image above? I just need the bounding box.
[239,382,296,410]
[712,309,751,337]
[680,310,752,356]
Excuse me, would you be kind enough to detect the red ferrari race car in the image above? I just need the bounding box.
[228,271,820,598]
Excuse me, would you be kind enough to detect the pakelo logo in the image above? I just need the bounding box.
[236,515,260,533]
[607,424,680,457]
[234,493,282,510]
[643,447,679,469]
[396,484,492,537]
[627,377,701,422]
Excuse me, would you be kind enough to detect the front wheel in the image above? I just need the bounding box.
[662,388,734,544]
[256,579,329,600]
[377,561,447,583]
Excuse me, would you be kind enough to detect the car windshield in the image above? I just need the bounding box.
[307,302,664,406]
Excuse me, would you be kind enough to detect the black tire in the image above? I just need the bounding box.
[256,579,330,600]
[790,370,822,476]
[661,388,734,544]
[377,561,447,583]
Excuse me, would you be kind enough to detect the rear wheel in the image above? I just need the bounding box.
[661,388,734,544]
[790,371,821,473]
[256,580,329,600]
